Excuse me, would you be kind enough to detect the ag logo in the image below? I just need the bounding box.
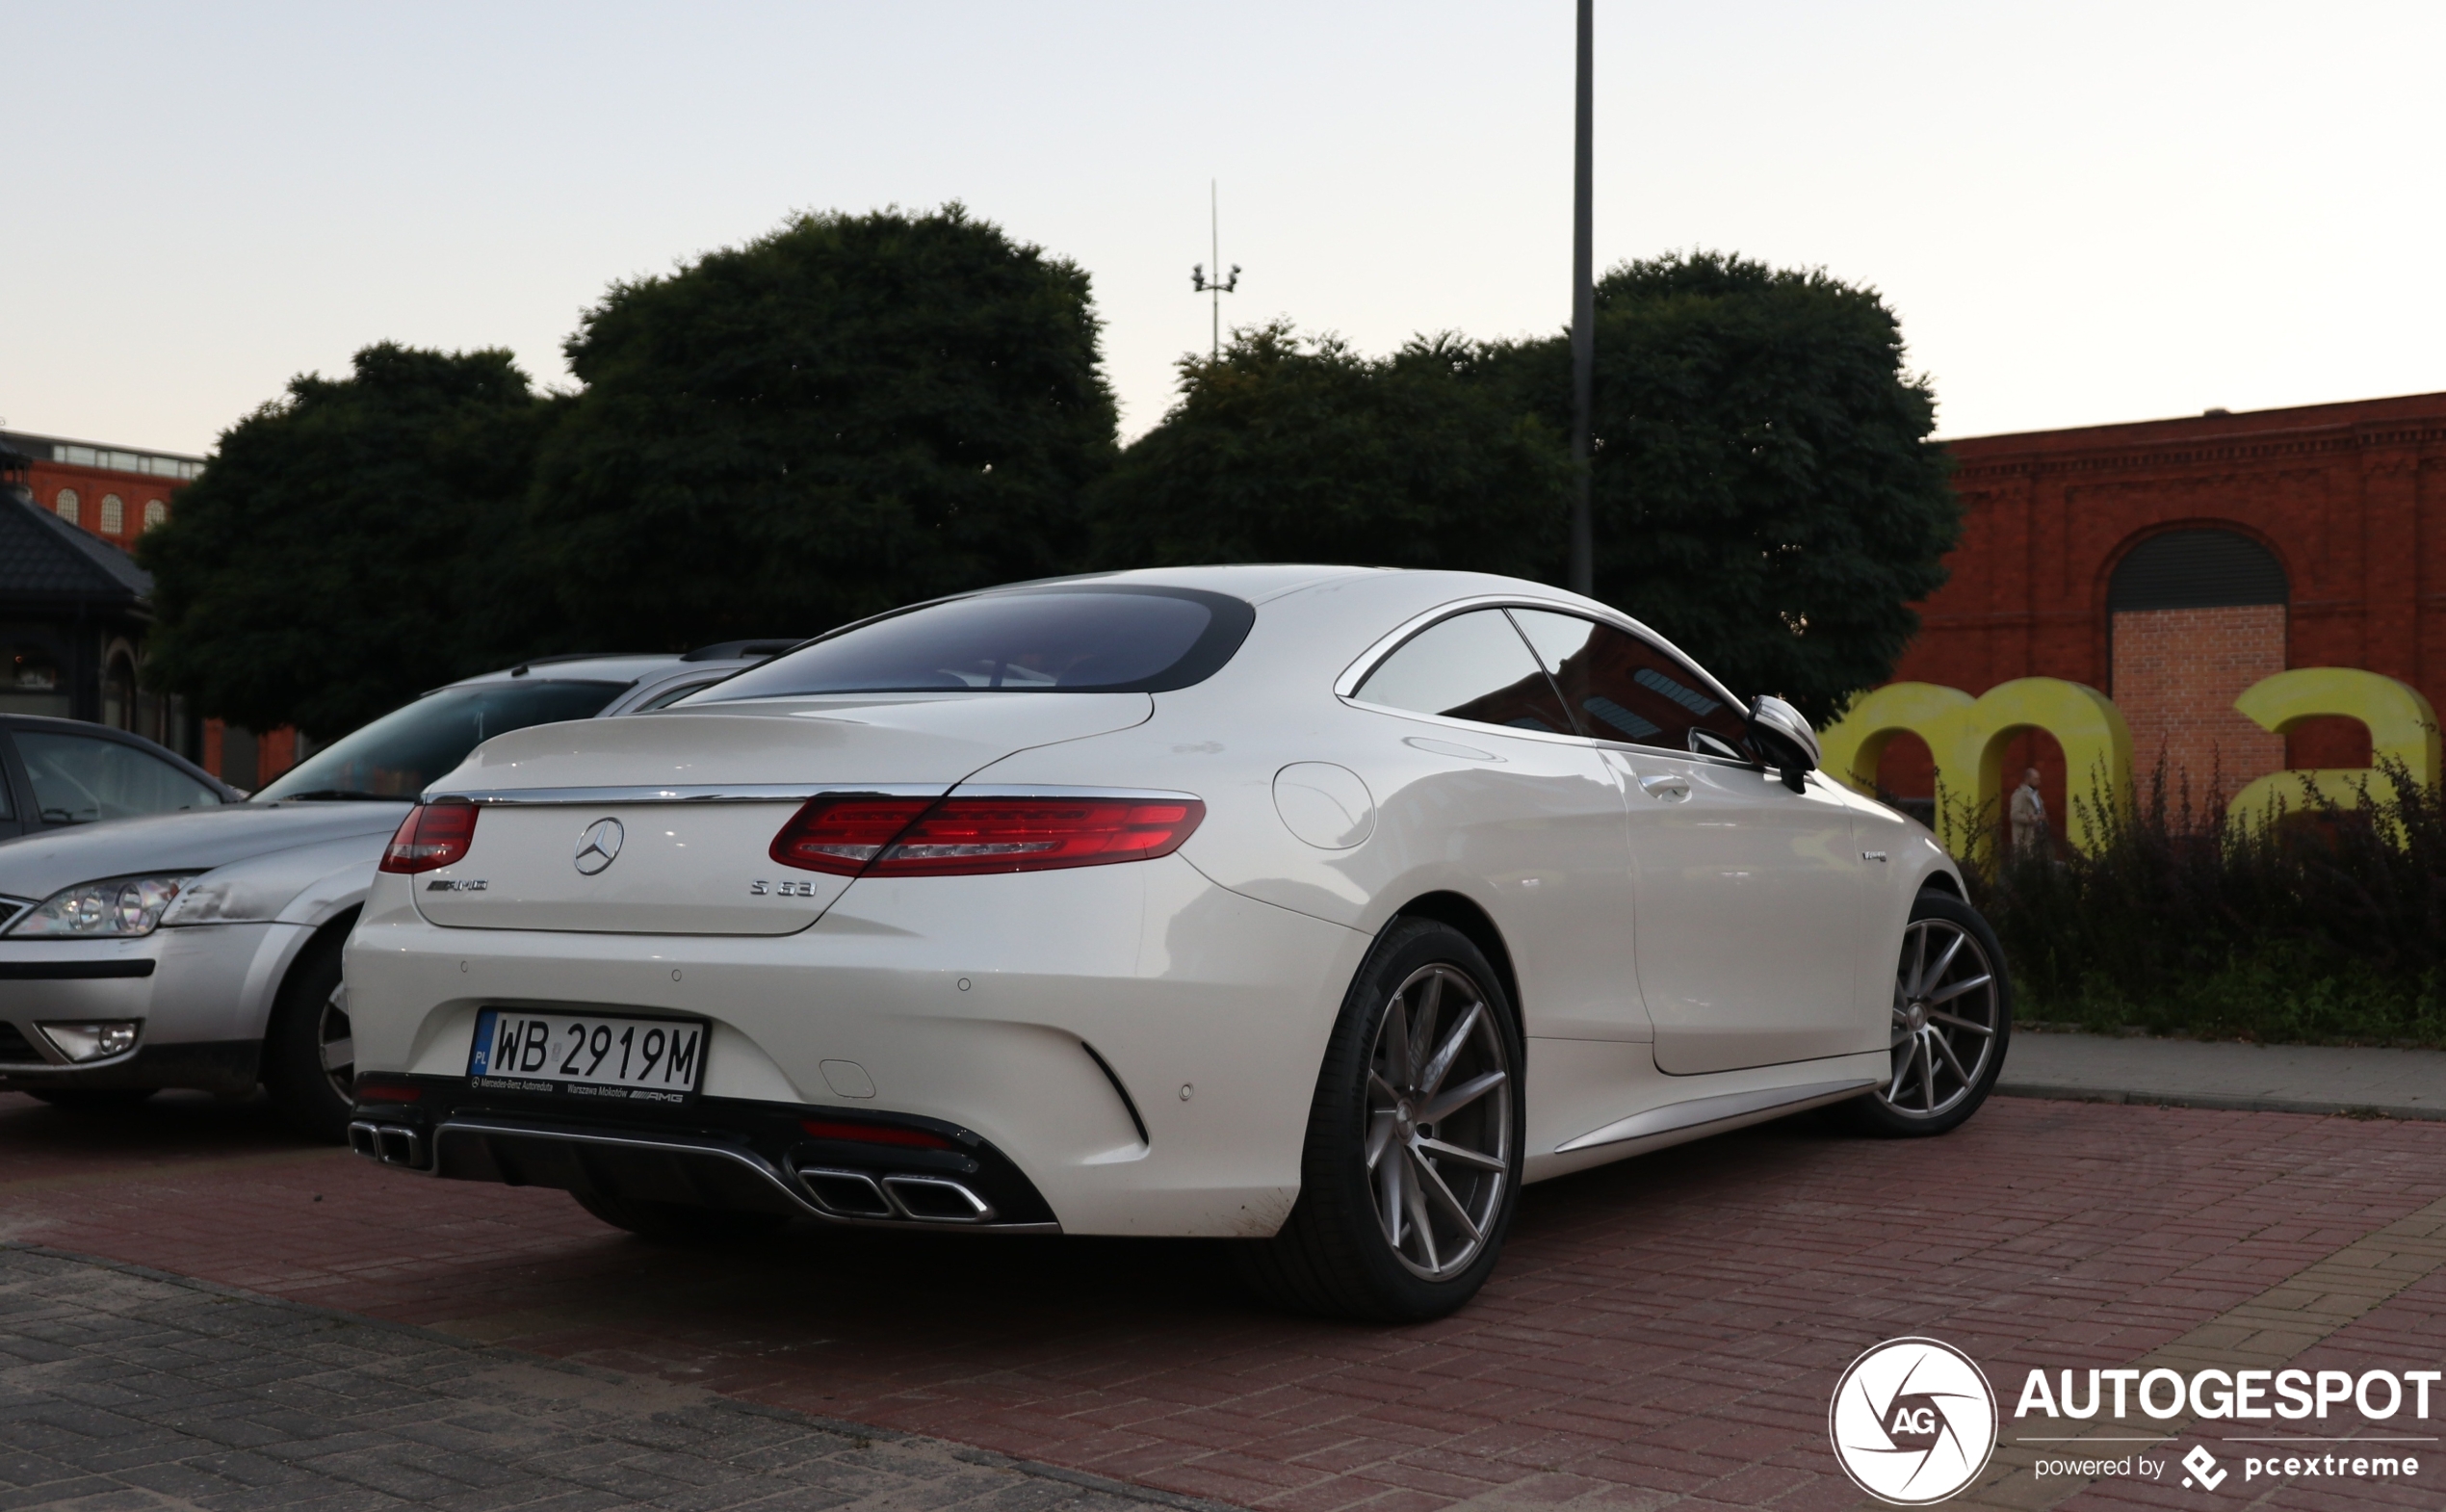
[1829,1337,1998,1504]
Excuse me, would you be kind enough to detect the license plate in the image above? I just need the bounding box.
[466,1008,708,1105]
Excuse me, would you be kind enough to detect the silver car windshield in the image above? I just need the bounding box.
[684,587,1256,701]
[252,682,626,802]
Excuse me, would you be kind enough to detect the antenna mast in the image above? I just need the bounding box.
[1189,180,1240,360]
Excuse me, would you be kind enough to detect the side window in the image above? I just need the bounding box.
[1352,610,1574,735]
[1509,609,1751,757]
[16,732,222,826]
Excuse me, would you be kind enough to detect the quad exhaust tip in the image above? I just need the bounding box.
[795,1165,995,1223]
[348,1120,427,1170]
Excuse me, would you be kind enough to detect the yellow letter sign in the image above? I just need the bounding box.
[1819,678,2133,855]
[1821,667,2439,850]
[2226,668,2440,825]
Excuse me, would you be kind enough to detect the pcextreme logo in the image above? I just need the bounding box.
[1829,1338,1999,1504]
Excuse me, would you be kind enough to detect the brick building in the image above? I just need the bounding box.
[1878,391,2446,821]
[0,430,201,755]
[0,430,309,790]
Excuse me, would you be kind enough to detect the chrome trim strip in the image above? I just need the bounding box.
[424,1119,1061,1234]
[434,783,1199,808]
[1333,594,1745,715]
[435,784,948,806]
[946,785,1202,802]
[1555,1077,1878,1153]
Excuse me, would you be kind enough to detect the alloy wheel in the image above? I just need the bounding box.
[1881,918,2000,1119]
[317,984,354,1106]
[1365,963,1512,1281]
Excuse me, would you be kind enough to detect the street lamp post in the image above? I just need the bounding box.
[1569,0,1595,597]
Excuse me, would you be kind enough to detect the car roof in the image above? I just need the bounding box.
[990,564,1390,603]
[0,713,243,799]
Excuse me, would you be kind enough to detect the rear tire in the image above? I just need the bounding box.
[572,1190,790,1243]
[262,932,355,1143]
[1842,889,2013,1137]
[1238,918,1524,1322]
[26,1087,159,1111]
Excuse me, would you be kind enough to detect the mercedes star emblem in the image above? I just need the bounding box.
[573,817,625,875]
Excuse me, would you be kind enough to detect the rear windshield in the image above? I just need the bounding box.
[252,681,627,801]
[686,587,1255,701]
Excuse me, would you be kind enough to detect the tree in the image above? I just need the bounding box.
[1491,252,1960,725]
[531,205,1118,648]
[140,344,559,738]
[1089,324,1570,579]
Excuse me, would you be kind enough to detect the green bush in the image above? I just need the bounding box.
[1964,760,2446,1047]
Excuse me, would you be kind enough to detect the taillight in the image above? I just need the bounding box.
[379,801,479,873]
[768,793,1205,877]
[769,796,936,873]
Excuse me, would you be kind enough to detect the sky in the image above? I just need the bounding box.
[8,1,2445,457]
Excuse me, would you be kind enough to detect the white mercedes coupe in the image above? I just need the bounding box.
[343,567,2010,1320]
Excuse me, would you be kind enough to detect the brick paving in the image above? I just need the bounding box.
[0,1243,1210,1511]
[3,1091,2443,1510]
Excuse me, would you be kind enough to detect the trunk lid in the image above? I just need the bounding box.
[412,693,1150,934]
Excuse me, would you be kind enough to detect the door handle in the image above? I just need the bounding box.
[1637,773,1691,802]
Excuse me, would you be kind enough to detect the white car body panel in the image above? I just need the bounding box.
[343,567,1966,1238]
[412,695,1151,934]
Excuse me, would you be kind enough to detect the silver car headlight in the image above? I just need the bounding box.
[5,874,194,937]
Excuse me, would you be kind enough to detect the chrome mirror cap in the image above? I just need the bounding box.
[1746,695,1821,791]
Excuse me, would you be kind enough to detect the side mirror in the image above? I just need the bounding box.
[1746,694,1821,794]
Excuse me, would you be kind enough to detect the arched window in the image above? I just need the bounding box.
[2107,527,2290,800]
[2108,528,2288,611]
[99,494,125,534]
[54,488,80,526]
[102,652,138,730]
[143,499,169,531]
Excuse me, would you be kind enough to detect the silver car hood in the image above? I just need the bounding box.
[0,801,407,901]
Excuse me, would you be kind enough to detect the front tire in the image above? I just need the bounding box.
[1843,889,2013,1136]
[1239,918,1524,1322]
[262,932,355,1142]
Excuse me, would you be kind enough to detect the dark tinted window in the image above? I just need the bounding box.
[1509,609,1750,756]
[1352,610,1573,734]
[17,731,221,824]
[691,587,1254,701]
[253,681,625,801]
[2108,529,2288,611]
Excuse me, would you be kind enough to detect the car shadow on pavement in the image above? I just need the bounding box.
[1,1082,1884,1354]
[0,1087,309,1167]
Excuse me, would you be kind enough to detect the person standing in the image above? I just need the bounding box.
[2009,767,2049,857]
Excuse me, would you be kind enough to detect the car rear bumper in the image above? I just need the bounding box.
[343,855,1372,1238]
[347,1084,1060,1231]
